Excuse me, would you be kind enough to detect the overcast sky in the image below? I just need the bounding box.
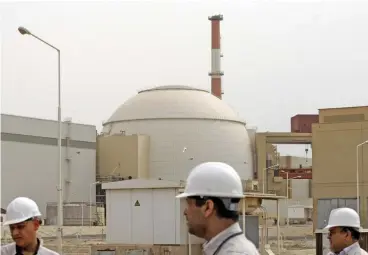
[1,0,367,156]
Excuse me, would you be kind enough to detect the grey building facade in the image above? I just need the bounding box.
[1,114,97,217]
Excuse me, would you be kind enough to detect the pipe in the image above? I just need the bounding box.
[277,200,280,255]
[259,206,268,254]
[261,205,269,245]
[188,232,192,255]
[242,198,246,232]
[208,14,224,99]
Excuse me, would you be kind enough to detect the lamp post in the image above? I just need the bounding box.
[262,164,279,194]
[357,140,368,218]
[90,181,101,226]
[18,26,63,254]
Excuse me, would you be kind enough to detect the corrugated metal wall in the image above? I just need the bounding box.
[317,198,357,229]
[239,215,260,248]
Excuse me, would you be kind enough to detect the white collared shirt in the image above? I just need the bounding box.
[1,241,59,255]
[328,241,368,255]
[203,222,260,255]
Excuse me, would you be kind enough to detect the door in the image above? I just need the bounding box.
[131,189,153,244]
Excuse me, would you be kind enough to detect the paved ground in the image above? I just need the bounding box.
[1,224,318,254]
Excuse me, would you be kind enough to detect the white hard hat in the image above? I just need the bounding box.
[176,162,244,199]
[3,197,42,226]
[324,207,361,230]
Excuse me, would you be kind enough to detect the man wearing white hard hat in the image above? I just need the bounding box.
[177,162,259,255]
[325,207,368,255]
[1,197,59,255]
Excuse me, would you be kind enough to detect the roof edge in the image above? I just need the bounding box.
[138,85,209,94]
[102,179,183,190]
[104,117,246,126]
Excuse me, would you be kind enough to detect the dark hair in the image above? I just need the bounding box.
[341,226,360,240]
[26,217,42,225]
[190,196,240,221]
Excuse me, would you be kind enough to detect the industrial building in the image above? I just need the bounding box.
[98,85,254,182]
[1,114,97,225]
[1,10,367,255]
[312,106,368,229]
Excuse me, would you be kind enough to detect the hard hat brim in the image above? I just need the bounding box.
[324,224,362,231]
[324,224,335,230]
[176,192,191,198]
[3,217,31,226]
[176,192,245,199]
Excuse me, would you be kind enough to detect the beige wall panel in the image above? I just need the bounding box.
[319,106,368,124]
[97,135,150,179]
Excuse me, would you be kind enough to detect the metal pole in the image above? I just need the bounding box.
[89,183,92,226]
[242,198,245,232]
[357,145,360,218]
[286,172,289,226]
[18,27,63,254]
[276,199,280,255]
[357,141,368,219]
[56,49,63,255]
[188,231,192,255]
[81,201,84,227]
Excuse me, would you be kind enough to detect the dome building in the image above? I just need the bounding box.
[101,85,253,181]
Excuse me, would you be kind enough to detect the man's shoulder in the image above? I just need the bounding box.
[358,247,368,255]
[1,242,15,250]
[224,235,259,254]
[39,246,60,255]
[0,243,59,255]
[1,243,16,255]
[1,243,14,248]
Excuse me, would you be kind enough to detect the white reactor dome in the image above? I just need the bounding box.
[103,85,254,181]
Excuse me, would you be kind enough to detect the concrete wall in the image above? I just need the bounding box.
[1,114,96,216]
[319,106,368,124]
[103,120,254,182]
[312,106,368,229]
[96,134,150,179]
[290,179,311,199]
[247,128,257,178]
[262,179,312,222]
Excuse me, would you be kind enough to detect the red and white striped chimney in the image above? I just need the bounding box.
[208,14,224,99]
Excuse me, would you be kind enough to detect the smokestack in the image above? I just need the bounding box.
[208,14,224,99]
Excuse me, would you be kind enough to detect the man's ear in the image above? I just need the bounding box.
[33,219,41,231]
[203,199,215,218]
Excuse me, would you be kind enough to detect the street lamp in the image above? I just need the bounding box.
[262,164,279,194]
[357,140,368,218]
[18,26,62,254]
[281,171,302,226]
[89,181,101,226]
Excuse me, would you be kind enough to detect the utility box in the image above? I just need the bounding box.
[103,179,203,245]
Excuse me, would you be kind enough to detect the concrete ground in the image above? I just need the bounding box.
[1,224,318,254]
